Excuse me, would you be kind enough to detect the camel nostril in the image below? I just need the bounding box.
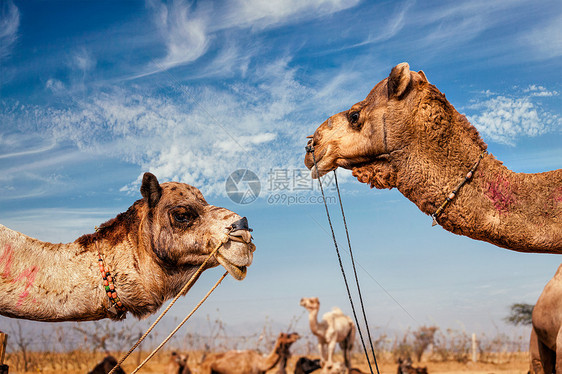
[228,217,251,232]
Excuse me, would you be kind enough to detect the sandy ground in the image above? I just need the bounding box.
[4,351,529,373]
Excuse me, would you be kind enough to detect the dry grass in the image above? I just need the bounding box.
[4,350,529,374]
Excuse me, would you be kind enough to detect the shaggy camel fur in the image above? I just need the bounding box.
[305,62,562,254]
[165,352,191,374]
[87,355,125,374]
[0,172,255,322]
[199,332,300,374]
[300,297,355,370]
[530,264,562,373]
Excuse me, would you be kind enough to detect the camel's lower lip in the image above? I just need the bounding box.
[215,240,254,281]
[215,253,248,280]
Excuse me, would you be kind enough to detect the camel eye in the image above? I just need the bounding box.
[348,111,361,127]
[171,207,198,226]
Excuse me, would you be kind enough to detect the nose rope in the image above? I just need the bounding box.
[306,144,380,374]
[108,226,238,374]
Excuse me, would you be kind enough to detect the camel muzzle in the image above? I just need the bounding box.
[226,217,253,244]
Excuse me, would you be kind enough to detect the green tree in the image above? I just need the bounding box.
[505,303,534,326]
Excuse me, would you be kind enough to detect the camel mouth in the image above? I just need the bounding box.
[215,230,255,281]
[304,143,336,179]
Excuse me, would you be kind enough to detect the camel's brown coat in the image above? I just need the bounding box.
[531,264,562,373]
[0,173,255,322]
[305,62,562,253]
[199,332,300,374]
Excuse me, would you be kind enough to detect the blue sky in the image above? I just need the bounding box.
[1,0,562,349]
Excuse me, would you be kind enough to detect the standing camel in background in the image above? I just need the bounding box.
[300,297,355,370]
[305,62,562,254]
[531,264,562,374]
[0,172,255,322]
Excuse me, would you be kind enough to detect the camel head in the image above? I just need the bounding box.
[304,62,430,188]
[275,332,301,356]
[136,172,255,280]
[279,331,301,345]
[81,172,255,282]
[300,297,320,312]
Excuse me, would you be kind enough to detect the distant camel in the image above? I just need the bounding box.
[87,354,125,374]
[294,357,322,374]
[300,297,355,370]
[305,62,562,253]
[165,351,191,374]
[199,332,300,374]
[0,172,255,322]
[530,264,562,373]
[276,332,301,374]
[397,357,428,374]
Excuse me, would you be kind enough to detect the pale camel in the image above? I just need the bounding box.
[304,62,562,254]
[199,332,300,374]
[0,172,255,322]
[300,297,355,370]
[530,264,562,373]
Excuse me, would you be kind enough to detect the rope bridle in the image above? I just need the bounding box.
[305,143,487,374]
[306,144,379,374]
[106,230,235,374]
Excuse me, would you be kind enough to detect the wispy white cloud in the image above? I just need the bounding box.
[523,84,559,97]
[0,0,19,61]
[222,0,360,30]
[3,59,316,196]
[467,88,561,146]
[147,0,210,71]
[142,0,360,76]
[519,14,562,60]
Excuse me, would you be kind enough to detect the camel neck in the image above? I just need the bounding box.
[0,224,109,321]
[395,151,562,253]
[259,340,283,371]
[307,308,323,337]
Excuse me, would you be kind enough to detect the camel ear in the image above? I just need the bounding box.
[388,62,411,98]
[141,172,162,208]
[418,70,428,83]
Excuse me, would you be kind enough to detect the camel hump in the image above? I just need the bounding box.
[331,306,344,314]
[553,263,562,279]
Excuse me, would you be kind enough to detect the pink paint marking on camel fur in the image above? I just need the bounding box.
[12,266,39,308]
[0,244,14,278]
[554,187,562,203]
[485,175,516,212]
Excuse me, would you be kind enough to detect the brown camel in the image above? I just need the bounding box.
[304,62,562,254]
[397,357,428,374]
[294,357,322,374]
[300,297,355,370]
[166,351,191,374]
[87,354,126,374]
[0,172,255,322]
[199,332,300,374]
[530,264,562,374]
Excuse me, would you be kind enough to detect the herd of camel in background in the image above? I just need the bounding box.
[87,296,429,373]
[1,62,561,374]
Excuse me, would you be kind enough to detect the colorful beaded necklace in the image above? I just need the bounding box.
[97,251,126,316]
